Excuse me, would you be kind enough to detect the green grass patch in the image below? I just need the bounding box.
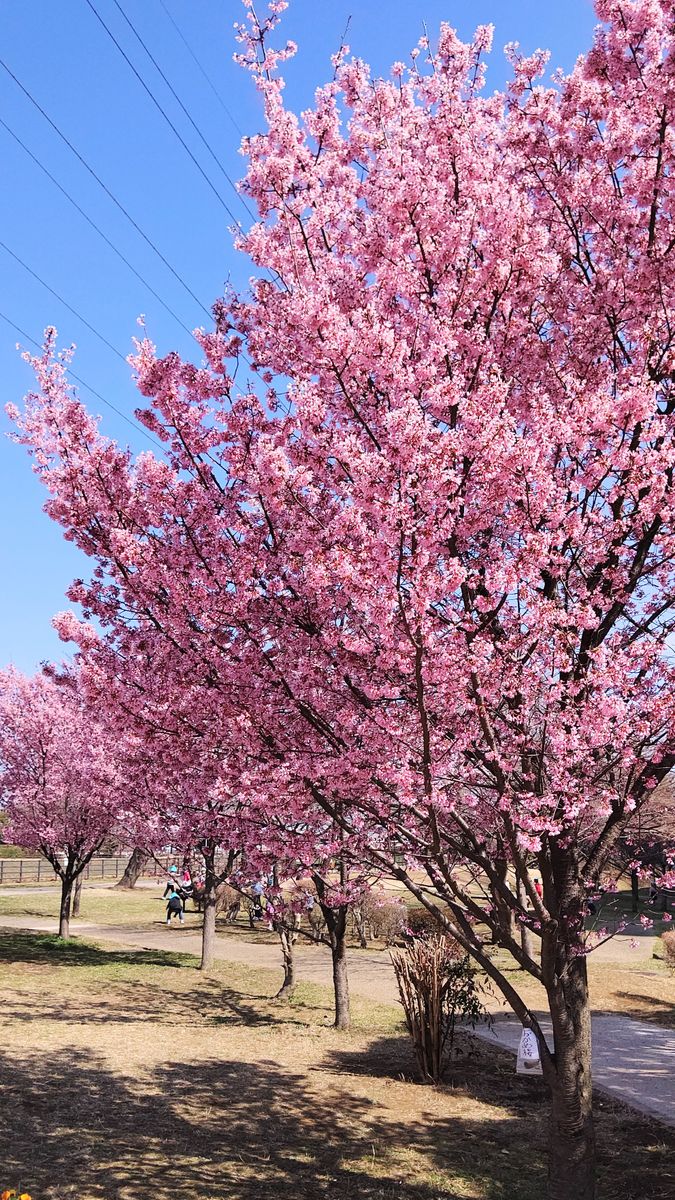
[0,927,192,971]
[0,883,164,926]
[589,888,673,936]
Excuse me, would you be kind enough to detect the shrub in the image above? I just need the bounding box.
[404,905,442,938]
[351,892,408,945]
[390,934,490,1083]
[661,930,675,967]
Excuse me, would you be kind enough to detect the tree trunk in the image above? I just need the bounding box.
[72,872,83,917]
[330,919,350,1029]
[275,918,299,1000]
[516,875,535,964]
[352,904,368,948]
[320,901,350,1028]
[631,868,640,915]
[59,875,73,939]
[313,871,351,1028]
[116,847,147,889]
[545,955,595,1200]
[491,856,514,944]
[200,847,217,972]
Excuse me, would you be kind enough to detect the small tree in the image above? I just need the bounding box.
[0,669,120,938]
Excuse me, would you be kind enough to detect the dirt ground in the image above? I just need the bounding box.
[0,883,672,1029]
[0,927,674,1200]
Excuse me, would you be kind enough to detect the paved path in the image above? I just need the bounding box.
[2,911,674,1128]
[474,1016,675,1127]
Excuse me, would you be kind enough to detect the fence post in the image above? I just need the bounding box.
[0,860,3,885]
[37,859,41,882]
[19,859,23,883]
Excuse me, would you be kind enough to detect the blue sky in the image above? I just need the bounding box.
[0,0,597,672]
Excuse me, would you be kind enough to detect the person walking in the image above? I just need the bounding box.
[166,889,185,925]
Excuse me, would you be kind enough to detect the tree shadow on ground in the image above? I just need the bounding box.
[1,1039,672,1200]
[0,927,190,969]
[2,933,673,1200]
[607,991,675,1028]
[321,1032,549,1104]
[0,982,294,1029]
[0,1047,550,1200]
[320,1034,675,1200]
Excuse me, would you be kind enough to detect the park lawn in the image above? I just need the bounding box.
[0,884,401,949]
[485,950,675,1030]
[0,882,165,926]
[0,931,673,1200]
[3,884,675,1026]
[1,886,674,1029]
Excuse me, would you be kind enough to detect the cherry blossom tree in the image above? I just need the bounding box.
[75,643,247,971]
[10,2,675,1196]
[0,669,121,937]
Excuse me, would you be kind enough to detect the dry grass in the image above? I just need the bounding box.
[0,929,673,1200]
[485,949,675,1029]
[3,884,674,1031]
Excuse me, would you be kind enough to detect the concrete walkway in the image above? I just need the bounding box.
[2,910,674,1128]
[475,1016,675,1127]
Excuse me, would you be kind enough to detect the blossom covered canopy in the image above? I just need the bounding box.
[0,669,119,863]
[9,0,675,926]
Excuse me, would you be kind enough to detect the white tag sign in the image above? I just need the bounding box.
[516,1026,543,1076]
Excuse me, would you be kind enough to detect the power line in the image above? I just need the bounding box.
[111,0,257,224]
[83,0,246,229]
[0,239,128,364]
[156,0,244,139]
[0,308,163,449]
[0,57,212,321]
[0,60,286,419]
[0,244,280,461]
[0,117,195,340]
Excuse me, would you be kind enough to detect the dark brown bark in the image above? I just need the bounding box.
[545,956,595,1200]
[116,848,147,889]
[535,841,596,1200]
[200,846,217,972]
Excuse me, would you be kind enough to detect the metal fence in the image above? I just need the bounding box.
[0,854,174,886]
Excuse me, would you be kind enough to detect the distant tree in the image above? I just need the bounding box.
[116,847,148,890]
[0,669,120,937]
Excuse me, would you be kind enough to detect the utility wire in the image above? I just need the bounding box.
[0,239,128,364]
[83,0,245,229]
[157,0,244,139]
[111,0,257,223]
[0,308,163,449]
[0,117,195,340]
[0,57,212,321]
